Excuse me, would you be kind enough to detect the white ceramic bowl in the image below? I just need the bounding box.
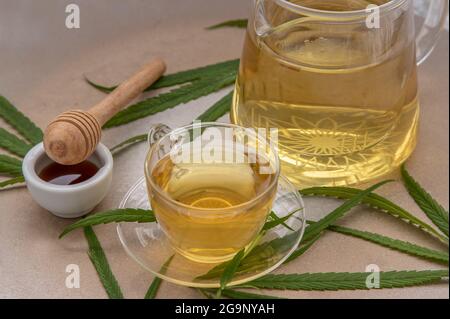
[22,142,113,218]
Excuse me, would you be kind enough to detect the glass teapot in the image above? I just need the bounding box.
[231,0,448,187]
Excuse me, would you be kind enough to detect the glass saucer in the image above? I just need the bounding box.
[117,175,306,288]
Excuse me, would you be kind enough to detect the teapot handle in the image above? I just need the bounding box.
[415,0,448,65]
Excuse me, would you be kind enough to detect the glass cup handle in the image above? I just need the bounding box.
[415,0,449,65]
[147,123,172,149]
[252,0,274,37]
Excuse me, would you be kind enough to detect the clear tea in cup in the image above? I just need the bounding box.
[145,123,280,263]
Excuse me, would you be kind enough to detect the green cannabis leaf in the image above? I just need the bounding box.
[284,232,322,264]
[207,19,249,30]
[144,255,174,299]
[0,128,32,157]
[242,270,449,291]
[328,225,449,265]
[110,134,148,154]
[199,182,398,281]
[147,59,238,90]
[59,209,155,238]
[221,289,283,299]
[263,211,298,231]
[0,176,25,189]
[268,211,295,231]
[196,91,233,122]
[300,186,448,244]
[0,95,43,145]
[210,289,284,299]
[84,226,124,299]
[198,232,299,280]
[87,59,239,129]
[302,181,392,242]
[0,95,40,190]
[109,90,234,155]
[104,74,236,128]
[401,165,449,238]
[84,78,116,94]
[285,182,393,266]
[219,248,246,295]
[0,155,23,177]
[87,59,240,93]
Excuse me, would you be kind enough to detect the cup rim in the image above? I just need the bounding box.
[145,122,281,212]
[22,142,113,193]
[274,0,406,18]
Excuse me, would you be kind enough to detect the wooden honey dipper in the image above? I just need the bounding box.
[44,58,166,165]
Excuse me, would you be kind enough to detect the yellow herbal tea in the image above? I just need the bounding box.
[146,150,277,264]
[232,0,419,187]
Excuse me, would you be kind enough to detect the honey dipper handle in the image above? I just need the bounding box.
[88,58,166,125]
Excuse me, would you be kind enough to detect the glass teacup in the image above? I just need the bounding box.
[144,122,280,263]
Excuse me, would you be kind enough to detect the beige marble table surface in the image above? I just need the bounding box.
[0,0,448,299]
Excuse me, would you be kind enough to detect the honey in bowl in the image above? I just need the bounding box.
[38,160,99,185]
